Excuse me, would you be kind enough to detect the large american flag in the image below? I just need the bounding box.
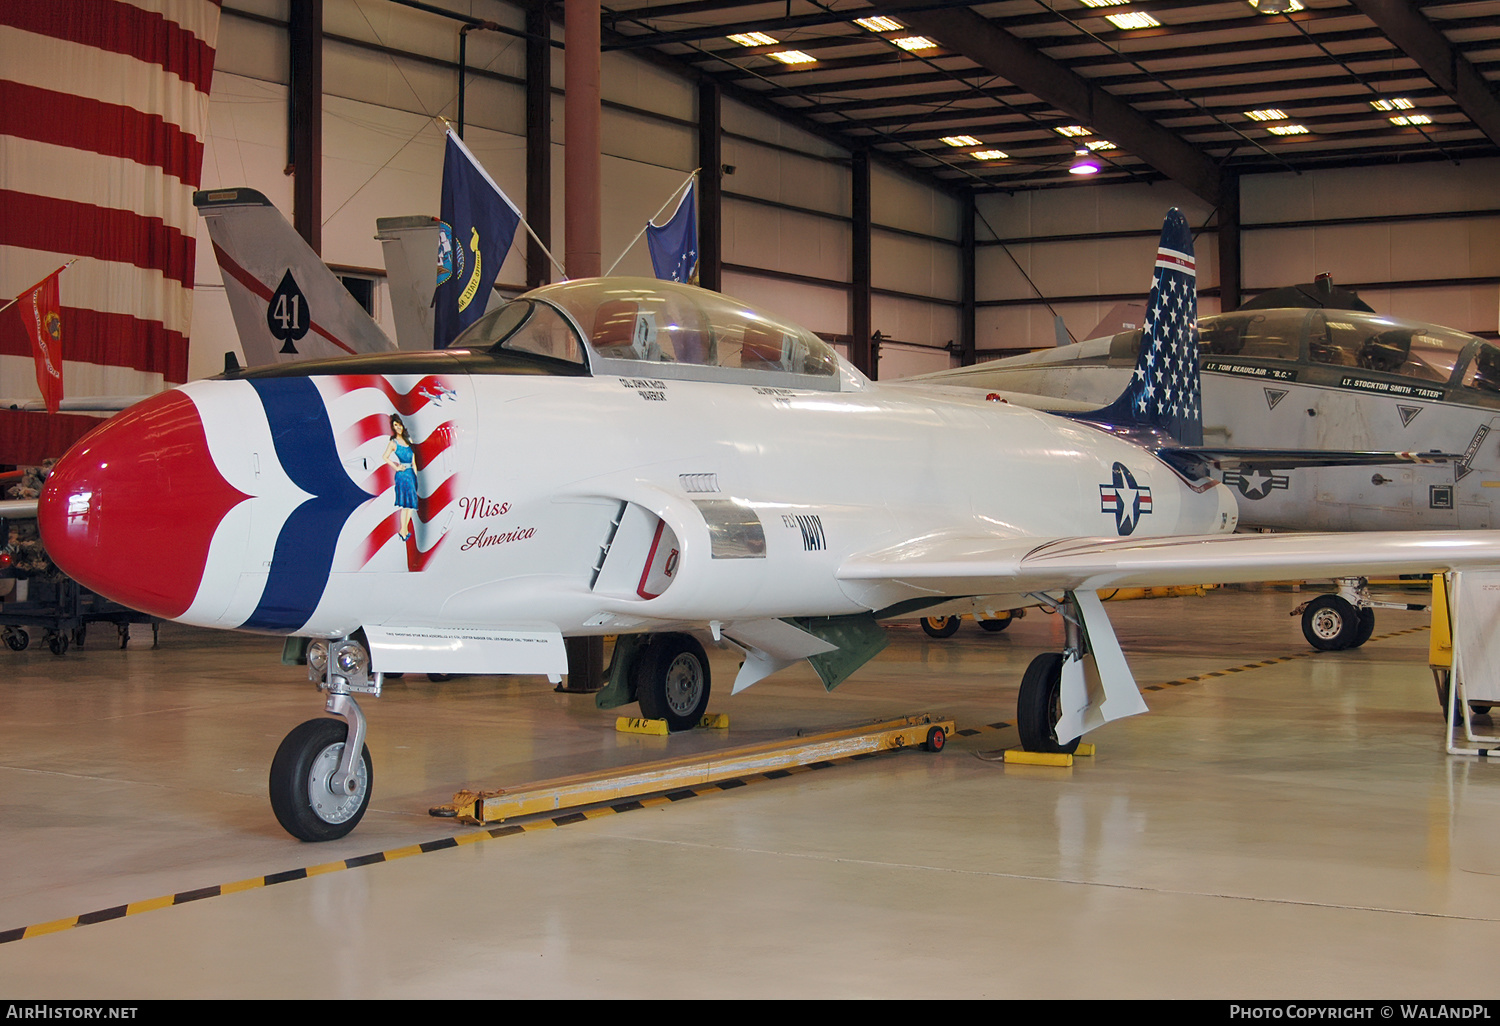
[1129,207,1202,446]
[0,0,220,464]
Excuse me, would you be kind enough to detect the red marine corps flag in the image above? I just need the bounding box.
[19,264,66,414]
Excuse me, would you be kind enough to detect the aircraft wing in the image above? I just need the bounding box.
[838,530,1500,598]
[1157,447,1457,474]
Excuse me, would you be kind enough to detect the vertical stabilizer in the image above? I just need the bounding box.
[194,188,396,366]
[375,216,441,351]
[1084,208,1202,446]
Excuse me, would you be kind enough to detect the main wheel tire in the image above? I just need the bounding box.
[3,628,27,651]
[1350,607,1376,648]
[921,615,961,638]
[636,634,711,732]
[269,718,373,842]
[978,616,1012,633]
[1302,595,1359,651]
[1017,652,1080,755]
[47,631,68,656]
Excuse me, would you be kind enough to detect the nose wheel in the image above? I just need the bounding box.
[1300,595,1375,651]
[269,718,373,842]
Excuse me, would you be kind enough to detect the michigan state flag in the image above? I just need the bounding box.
[645,178,698,283]
[434,129,521,348]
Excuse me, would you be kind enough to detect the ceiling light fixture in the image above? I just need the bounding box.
[1390,114,1432,126]
[894,36,937,51]
[1267,124,1309,135]
[1055,125,1091,137]
[941,135,982,147]
[1246,0,1303,13]
[972,150,1008,161]
[1370,98,1414,111]
[1244,109,1288,121]
[1086,140,1117,151]
[768,50,816,65]
[1106,12,1160,29]
[728,32,778,47]
[1069,148,1102,175]
[853,16,903,32]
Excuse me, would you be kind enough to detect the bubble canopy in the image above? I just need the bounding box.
[451,277,845,390]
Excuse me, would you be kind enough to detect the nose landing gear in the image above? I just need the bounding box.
[270,637,380,842]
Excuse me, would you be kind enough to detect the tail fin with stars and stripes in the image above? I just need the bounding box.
[1077,207,1203,447]
[1078,209,1463,481]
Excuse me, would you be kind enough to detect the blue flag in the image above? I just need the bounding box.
[434,130,522,348]
[645,178,698,284]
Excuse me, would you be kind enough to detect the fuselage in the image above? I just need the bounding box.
[38,279,1237,642]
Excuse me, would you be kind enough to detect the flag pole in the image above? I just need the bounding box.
[0,260,74,317]
[437,118,568,281]
[604,168,698,277]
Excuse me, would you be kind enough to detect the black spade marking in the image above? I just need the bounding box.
[267,269,311,354]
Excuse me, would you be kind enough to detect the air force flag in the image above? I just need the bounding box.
[435,130,522,348]
[645,178,698,284]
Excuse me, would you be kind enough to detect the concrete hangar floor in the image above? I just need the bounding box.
[1,586,1497,999]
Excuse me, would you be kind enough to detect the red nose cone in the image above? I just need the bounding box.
[39,389,250,619]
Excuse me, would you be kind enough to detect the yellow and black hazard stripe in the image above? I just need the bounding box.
[0,750,871,945]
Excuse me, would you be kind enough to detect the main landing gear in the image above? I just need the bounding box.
[632,632,712,732]
[1295,577,1424,652]
[269,637,379,842]
[1015,596,1083,755]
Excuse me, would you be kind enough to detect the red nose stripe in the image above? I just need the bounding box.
[39,390,250,619]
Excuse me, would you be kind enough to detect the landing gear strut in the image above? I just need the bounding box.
[1016,595,1082,755]
[269,637,380,841]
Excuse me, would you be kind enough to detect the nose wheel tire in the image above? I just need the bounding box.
[269,718,373,842]
[921,616,961,638]
[1301,595,1360,651]
[1017,652,1080,755]
[636,634,712,733]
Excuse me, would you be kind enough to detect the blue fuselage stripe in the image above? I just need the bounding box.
[240,377,371,633]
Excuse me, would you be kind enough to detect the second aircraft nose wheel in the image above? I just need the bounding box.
[1301,595,1370,651]
[269,718,373,842]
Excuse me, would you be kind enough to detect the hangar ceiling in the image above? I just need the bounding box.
[599,0,1500,201]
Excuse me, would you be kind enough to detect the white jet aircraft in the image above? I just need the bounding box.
[36,210,1500,842]
[914,285,1500,651]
